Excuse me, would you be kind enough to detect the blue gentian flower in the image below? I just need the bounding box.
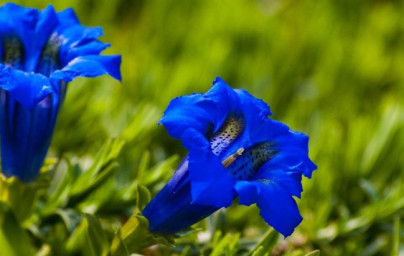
[143,78,317,237]
[0,3,121,182]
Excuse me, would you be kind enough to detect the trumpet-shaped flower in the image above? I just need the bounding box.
[143,78,317,237]
[0,3,121,182]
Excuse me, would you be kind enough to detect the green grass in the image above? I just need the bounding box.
[1,0,404,255]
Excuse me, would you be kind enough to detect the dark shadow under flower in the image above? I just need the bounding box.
[0,3,121,182]
[143,78,317,237]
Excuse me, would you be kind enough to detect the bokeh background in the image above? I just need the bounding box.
[2,0,404,255]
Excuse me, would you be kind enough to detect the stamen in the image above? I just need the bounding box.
[222,147,244,168]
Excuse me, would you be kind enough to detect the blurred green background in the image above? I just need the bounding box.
[2,0,404,255]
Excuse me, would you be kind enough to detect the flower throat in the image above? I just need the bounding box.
[208,115,278,180]
[1,34,61,75]
[2,35,24,68]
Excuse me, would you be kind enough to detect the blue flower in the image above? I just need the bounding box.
[0,3,121,182]
[143,78,317,237]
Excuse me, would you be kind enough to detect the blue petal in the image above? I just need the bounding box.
[233,88,272,118]
[55,24,105,66]
[182,128,236,207]
[234,181,259,206]
[159,93,216,138]
[160,77,271,143]
[0,4,37,48]
[248,119,290,145]
[257,181,303,237]
[0,3,122,108]
[225,119,290,162]
[208,80,274,159]
[255,169,303,198]
[247,122,317,178]
[147,77,316,235]
[50,55,122,82]
[56,8,79,26]
[142,179,218,234]
[235,169,302,204]
[0,64,53,109]
[159,80,237,139]
[143,158,219,234]
[275,131,310,152]
[0,92,59,182]
[0,3,121,183]
[0,4,59,72]
[64,41,111,61]
[236,180,303,237]
[24,5,58,72]
[257,150,316,179]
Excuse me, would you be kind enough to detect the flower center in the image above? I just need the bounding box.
[36,33,61,76]
[225,142,279,180]
[207,114,279,180]
[1,35,24,68]
[209,115,245,156]
[1,34,61,75]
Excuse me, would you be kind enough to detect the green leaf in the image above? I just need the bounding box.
[68,139,124,206]
[55,209,82,233]
[248,229,279,256]
[41,158,74,216]
[110,211,174,255]
[139,155,179,187]
[251,246,265,256]
[210,232,240,256]
[304,250,320,256]
[35,244,51,256]
[134,151,151,180]
[66,214,109,256]
[82,214,109,256]
[391,216,400,256]
[121,104,161,142]
[0,201,34,255]
[136,183,151,211]
[179,246,192,256]
[0,174,50,222]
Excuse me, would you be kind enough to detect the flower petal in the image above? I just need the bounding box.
[256,169,303,198]
[0,3,121,182]
[50,55,122,82]
[252,128,317,179]
[256,151,316,180]
[234,181,259,206]
[160,77,271,149]
[142,180,218,234]
[159,93,216,138]
[146,77,316,236]
[236,180,303,237]
[0,4,36,55]
[159,80,238,139]
[257,181,303,237]
[65,40,111,60]
[0,4,60,72]
[55,24,106,66]
[0,93,58,182]
[182,128,236,208]
[0,64,53,109]
[56,8,79,25]
[24,5,59,72]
